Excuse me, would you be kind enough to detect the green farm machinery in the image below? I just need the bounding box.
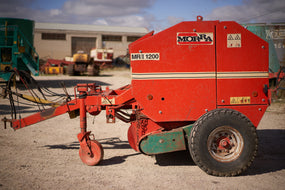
[0,18,39,81]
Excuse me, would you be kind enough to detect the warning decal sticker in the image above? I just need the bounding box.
[230,96,250,104]
[101,97,115,105]
[227,33,241,48]
[177,32,213,45]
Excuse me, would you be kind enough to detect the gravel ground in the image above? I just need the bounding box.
[0,69,284,190]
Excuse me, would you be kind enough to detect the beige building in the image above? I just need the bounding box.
[34,22,148,60]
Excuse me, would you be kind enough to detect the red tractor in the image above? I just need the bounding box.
[2,16,270,176]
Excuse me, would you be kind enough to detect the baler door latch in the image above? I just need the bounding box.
[263,84,269,96]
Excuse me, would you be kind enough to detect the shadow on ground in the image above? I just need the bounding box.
[44,137,131,150]
[42,130,285,174]
[43,137,139,166]
[245,129,285,176]
[156,129,285,176]
[155,150,195,166]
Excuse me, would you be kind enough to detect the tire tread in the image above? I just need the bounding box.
[189,109,258,177]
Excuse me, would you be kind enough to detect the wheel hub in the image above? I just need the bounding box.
[218,138,230,148]
[207,126,244,162]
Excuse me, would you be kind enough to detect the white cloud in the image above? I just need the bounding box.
[92,19,108,26]
[206,0,285,23]
[50,9,62,16]
[0,0,155,28]
[103,15,151,28]
[59,0,156,27]
[62,0,153,18]
[0,0,284,30]
[167,16,184,26]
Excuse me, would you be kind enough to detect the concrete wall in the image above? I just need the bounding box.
[34,32,70,59]
[34,30,103,59]
[104,36,132,57]
[34,29,144,60]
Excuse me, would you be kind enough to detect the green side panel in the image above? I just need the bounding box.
[21,53,38,75]
[243,24,282,73]
[0,72,12,81]
[183,124,193,137]
[0,18,39,80]
[0,18,34,48]
[139,124,193,155]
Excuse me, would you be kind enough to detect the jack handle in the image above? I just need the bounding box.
[1,117,12,129]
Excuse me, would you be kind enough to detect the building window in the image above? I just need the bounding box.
[127,36,141,42]
[102,35,122,42]
[42,33,66,40]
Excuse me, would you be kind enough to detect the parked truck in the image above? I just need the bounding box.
[66,48,113,76]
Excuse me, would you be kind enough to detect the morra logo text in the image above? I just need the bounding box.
[177,32,213,45]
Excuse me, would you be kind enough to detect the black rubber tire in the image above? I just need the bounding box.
[93,64,100,76]
[87,64,100,76]
[189,108,258,177]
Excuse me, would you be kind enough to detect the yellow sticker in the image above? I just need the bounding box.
[230,96,250,104]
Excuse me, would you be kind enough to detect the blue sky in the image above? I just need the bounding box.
[148,0,243,20]
[0,0,284,31]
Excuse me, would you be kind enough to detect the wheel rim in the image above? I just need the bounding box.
[207,126,244,162]
[79,140,104,166]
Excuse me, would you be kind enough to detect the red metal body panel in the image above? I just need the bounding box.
[129,20,269,127]
[217,105,268,127]
[131,79,216,122]
[130,21,218,73]
[128,119,162,151]
[215,22,269,126]
[216,22,268,72]
[130,21,218,122]
[217,78,269,105]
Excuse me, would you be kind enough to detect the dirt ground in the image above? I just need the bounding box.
[0,69,284,190]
